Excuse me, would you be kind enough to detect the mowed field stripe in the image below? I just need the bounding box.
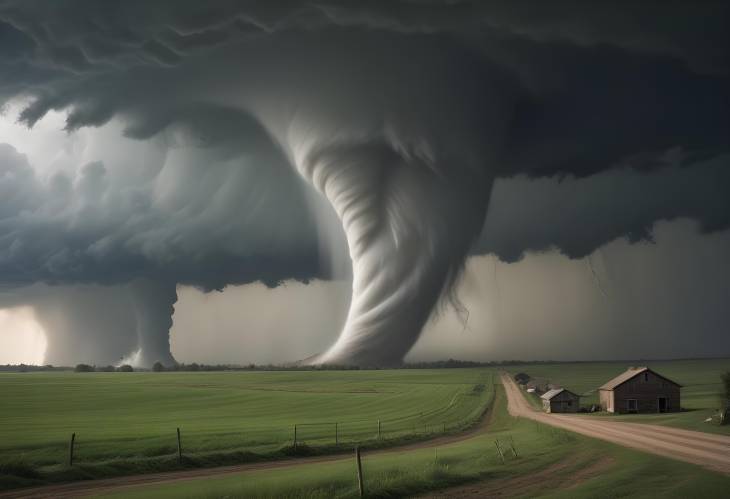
[0,384,498,499]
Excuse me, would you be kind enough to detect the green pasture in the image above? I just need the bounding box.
[0,369,491,489]
[507,358,730,434]
[97,384,730,499]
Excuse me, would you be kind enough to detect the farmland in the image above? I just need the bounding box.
[2,363,730,498]
[95,384,730,499]
[0,369,491,489]
[506,358,730,434]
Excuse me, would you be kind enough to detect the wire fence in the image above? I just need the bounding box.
[25,374,495,467]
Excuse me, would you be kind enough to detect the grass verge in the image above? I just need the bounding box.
[0,370,493,491]
[96,383,730,498]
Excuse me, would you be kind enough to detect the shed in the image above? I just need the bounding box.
[541,388,580,413]
[599,367,681,414]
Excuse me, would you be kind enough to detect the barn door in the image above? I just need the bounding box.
[658,397,667,413]
[627,399,638,413]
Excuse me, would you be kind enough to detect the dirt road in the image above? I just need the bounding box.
[6,378,730,498]
[501,372,730,474]
[0,396,495,499]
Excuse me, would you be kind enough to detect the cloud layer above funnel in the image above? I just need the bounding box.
[0,109,320,289]
[0,1,729,365]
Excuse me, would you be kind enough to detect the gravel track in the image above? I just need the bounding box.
[501,372,730,474]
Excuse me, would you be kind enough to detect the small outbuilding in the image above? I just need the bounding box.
[599,367,681,414]
[541,388,580,413]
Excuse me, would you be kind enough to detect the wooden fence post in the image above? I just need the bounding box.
[355,446,364,498]
[68,432,75,466]
[509,436,518,457]
[377,420,381,440]
[335,422,338,445]
[177,427,182,463]
[494,439,505,464]
[293,424,297,451]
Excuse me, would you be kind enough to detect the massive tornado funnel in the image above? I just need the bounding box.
[299,143,490,366]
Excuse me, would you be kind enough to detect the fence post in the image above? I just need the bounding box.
[509,435,518,457]
[377,420,381,440]
[68,432,75,466]
[294,424,297,451]
[335,422,338,445]
[443,422,446,433]
[177,427,182,464]
[494,439,505,464]
[355,446,364,498]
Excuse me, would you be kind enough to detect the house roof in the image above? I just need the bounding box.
[599,367,682,391]
[540,388,579,400]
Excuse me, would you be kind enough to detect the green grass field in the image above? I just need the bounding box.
[96,383,730,499]
[506,358,730,434]
[0,369,491,489]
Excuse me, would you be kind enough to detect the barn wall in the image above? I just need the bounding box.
[599,390,613,412]
[612,371,680,414]
[547,391,580,413]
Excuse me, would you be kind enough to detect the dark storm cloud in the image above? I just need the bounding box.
[0,110,320,290]
[2,1,727,174]
[478,155,730,262]
[2,1,728,248]
[491,39,729,177]
[0,0,729,365]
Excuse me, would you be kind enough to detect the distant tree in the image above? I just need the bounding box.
[97,365,116,372]
[188,363,200,372]
[722,371,730,402]
[118,364,134,372]
[514,372,531,385]
[152,362,165,372]
[74,364,94,372]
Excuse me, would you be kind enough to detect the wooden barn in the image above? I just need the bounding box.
[599,367,681,414]
[541,388,580,413]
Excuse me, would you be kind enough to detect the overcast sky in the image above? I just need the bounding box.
[0,1,729,366]
[6,217,728,365]
[169,219,730,365]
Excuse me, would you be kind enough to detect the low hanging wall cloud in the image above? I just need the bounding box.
[0,1,729,366]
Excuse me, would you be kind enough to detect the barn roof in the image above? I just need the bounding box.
[540,388,579,400]
[599,367,682,390]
